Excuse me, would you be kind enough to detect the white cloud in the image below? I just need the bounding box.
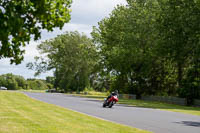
[0,0,127,79]
[40,23,92,41]
[24,41,40,57]
[71,0,127,25]
[0,41,53,79]
[0,58,53,79]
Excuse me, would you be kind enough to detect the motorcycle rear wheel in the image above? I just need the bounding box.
[103,101,107,107]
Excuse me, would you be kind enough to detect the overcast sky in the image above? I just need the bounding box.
[0,0,127,79]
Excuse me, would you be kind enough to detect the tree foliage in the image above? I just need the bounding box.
[0,73,25,90]
[0,73,51,90]
[27,31,99,92]
[92,0,160,98]
[0,0,72,64]
[27,79,49,90]
[92,0,200,103]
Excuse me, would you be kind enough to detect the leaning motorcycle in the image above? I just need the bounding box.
[103,95,119,108]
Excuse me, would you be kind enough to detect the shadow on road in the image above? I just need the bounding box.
[175,121,200,127]
[86,99,103,103]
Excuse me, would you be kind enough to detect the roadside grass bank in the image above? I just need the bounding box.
[0,91,150,133]
[70,91,200,116]
[118,99,200,116]
[68,91,107,99]
[18,89,46,93]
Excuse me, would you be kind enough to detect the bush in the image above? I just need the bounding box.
[27,80,48,90]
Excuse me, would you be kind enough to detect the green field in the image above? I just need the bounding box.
[0,91,150,133]
[72,91,200,116]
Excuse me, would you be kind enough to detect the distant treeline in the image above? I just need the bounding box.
[0,73,53,90]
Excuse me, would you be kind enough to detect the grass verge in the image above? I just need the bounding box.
[18,89,46,93]
[0,91,150,133]
[118,99,200,116]
[71,91,200,116]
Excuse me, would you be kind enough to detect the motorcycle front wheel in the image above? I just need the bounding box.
[108,101,113,108]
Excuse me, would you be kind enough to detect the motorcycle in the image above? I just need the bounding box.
[103,95,119,108]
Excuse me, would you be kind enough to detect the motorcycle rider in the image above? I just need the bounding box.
[106,90,119,101]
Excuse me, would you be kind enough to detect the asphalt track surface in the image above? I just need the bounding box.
[24,92,200,133]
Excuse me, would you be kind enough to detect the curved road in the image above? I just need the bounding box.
[24,92,200,133]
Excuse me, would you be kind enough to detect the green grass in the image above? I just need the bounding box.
[0,91,150,133]
[118,99,200,116]
[68,91,108,99]
[18,89,46,93]
[72,91,200,116]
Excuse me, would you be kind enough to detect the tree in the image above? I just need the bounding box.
[157,0,200,104]
[157,0,200,88]
[0,73,18,90]
[27,79,48,90]
[92,0,160,98]
[0,75,7,87]
[0,0,72,64]
[46,76,55,85]
[14,75,27,89]
[0,73,52,90]
[27,31,98,92]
